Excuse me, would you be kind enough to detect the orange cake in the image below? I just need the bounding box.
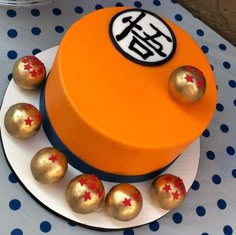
[40,7,217,182]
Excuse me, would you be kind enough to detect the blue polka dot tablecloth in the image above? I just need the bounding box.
[0,0,235,235]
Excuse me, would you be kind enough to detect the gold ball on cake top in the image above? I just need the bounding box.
[30,147,68,184]
[168,65,206,104]
[66,174,105,214]
[4,103,42,139]
[105,183,143,221]
[12,55,46,90]
[151,174,186,210]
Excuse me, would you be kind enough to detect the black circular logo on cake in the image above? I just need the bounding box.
[109,9,177,66]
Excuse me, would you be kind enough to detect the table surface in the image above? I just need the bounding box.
[0,1,235,235]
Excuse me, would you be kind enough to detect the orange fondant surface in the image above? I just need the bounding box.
[45,7,217,175]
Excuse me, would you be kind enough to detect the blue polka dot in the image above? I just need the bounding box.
[153,0,161,6]
[32,48,41,55]
[201,45,209,54]
[7,50,17,60]
[134,1,142,8]
[234,99,236,106]
[175,14,183,21]
[115,2,124,7]
[232,169,236,178]
[217,199,227,210]
[220,124,229,133]
[149,221,160,231]
[228,80,236,88]
[31,27,41,36]
[210,64,214,70]
[31,9,40,17]
[40,221,52,233]
[8,73,13,81]
[223,61,231,69]
[8,172,18,183]
[196,206,206,217]
[123,228,134,235]
[74,6,83,14]
[95,4,104,10]
[219,43,227,51]
[212,174,221,184]
[191,180,200,190]
[206,150,215,160]
[55,25,64,33]
[7,9,17,17]
[10,228,23,235]
[223,225,233,235]
[7,29,18,38]
[67,220,77,226]
[216,103,224,112]
[196,29,204,36]
[226,146,235,156]
[202,129,210,137]
[172,212,183,224]
[9,199,21,211]
[171,0,177,3]
[52,8,62,15]
[201,233,209,235]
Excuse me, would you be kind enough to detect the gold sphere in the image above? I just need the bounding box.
[66,174,105,214]
[168,65,206,103]
[30,147,68,184]
[4,103,42,139]
[151,174,186,210]
[105,183,143,221]
[12,55,46,90]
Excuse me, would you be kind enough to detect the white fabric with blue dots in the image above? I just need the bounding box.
[0,0,235,234]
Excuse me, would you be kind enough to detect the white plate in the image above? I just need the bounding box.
[0,46,200,230]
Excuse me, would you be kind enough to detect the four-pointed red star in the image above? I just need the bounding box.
[197,79,204,89]
[78,177,87,186]
[83,191,91,201]
[122,198,132,207]
[133,192,141,202]
[24,63,32,71]
[172,190,180,200]
[163,184,172,193]
[48,154,57,163]
[185,74,194,83]
[24,117,33,126]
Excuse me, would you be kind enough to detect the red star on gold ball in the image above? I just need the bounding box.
[172,190,180,200]
[197,79,204,89]
[133,192,141,202]
[24,117,33,126]
[122,198,132,207]
[48,154,57,163]
[24,63,32,71]
[78,177,87,186]
[83,191,91,201]
[185,74,194,83]
[163,184,172,193]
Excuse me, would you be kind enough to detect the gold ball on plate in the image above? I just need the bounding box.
[168,65,206,104]
[66,174,105,214]
[30,147,68,184]
[105,183,143,221]
[12,55,46,90]
[151,174,186,210]
[4,103,42,139]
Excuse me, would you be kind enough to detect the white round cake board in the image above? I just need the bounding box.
[0,46,200,230]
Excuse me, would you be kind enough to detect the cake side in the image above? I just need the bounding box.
[41,7,217,179]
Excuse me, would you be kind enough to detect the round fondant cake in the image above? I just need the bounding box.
[40,7,217,182]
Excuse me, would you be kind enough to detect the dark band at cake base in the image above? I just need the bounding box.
[39,85,178,183]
